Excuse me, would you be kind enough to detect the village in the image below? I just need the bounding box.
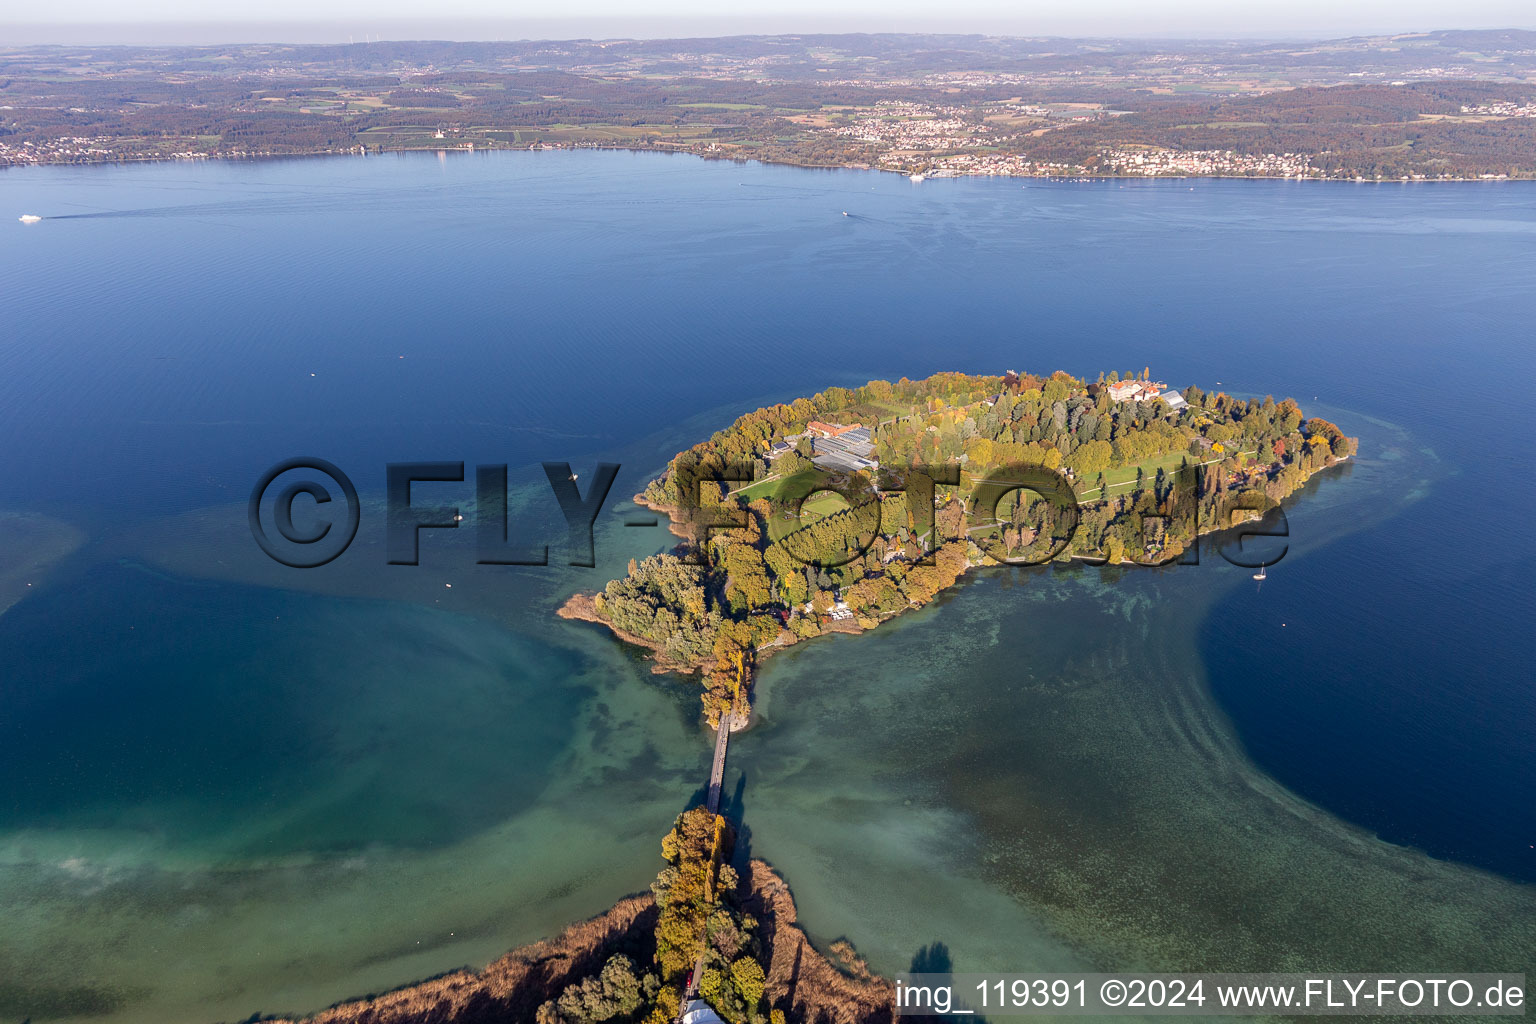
[1096,147,1316,178]
[830,100,995,151]
[1460,99,1536,117]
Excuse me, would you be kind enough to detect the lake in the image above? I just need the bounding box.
[0,150,1532,1022]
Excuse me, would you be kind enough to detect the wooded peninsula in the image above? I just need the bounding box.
[561,370,1357,724]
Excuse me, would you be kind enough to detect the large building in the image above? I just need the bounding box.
[1106,379,1161,402]
[808,423,877,472]
[1107,378,1187,411]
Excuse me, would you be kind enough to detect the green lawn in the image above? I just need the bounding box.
[732,474,783,502]
[801,491,853,520]
[1074,448,1255,501]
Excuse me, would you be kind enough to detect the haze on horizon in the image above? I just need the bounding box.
[1,0,1533,46]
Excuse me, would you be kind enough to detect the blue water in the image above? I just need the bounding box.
[1,151,1533,1020]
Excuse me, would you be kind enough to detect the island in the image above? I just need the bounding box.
[562,370,1357,725]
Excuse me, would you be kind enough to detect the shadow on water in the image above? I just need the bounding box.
[722,773,754,868]
[677,735,753,866]
[906,942,984,1024]
[908,941,953,974]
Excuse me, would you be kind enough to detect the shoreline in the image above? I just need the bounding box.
[557,591,701,675]
[6,142,1534,184]
[558,456,1351,679]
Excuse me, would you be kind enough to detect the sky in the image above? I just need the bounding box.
[1,0,1533,44]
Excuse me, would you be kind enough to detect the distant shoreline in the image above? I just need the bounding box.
[5,143,1532,184]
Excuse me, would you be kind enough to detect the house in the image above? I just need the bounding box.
[766,440,793,459]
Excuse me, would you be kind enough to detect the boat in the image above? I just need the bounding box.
[841,211,849,216]
[909,173,926,182]
[18,214,42,224]
[1253,566,1268,581]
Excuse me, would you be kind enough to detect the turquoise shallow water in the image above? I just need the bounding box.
[0,152,1533,1021]
[0,515,715,1022]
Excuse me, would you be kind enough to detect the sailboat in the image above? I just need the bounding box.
[1253,565,1268,581]
[19,214,42,224]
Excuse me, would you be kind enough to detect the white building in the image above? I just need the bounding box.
[681,999,726,1024]
[1107,378,1185,411]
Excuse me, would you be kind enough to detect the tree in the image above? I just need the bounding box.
[730,957,766,1006]
[964,436,997,466]
[551,956,645,1023]
[1066,439,1111,477]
